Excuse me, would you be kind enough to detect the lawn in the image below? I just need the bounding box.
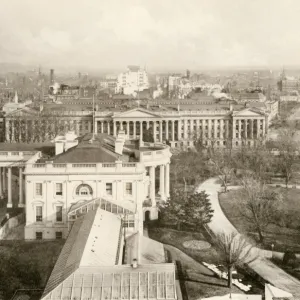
[0,239,64,299]
[148,227,264,299]
[219,187,300,253]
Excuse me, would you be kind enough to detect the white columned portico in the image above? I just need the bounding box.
[140,121,143,138]
[150,166,156,207]
[165,163,170,198]
[133,121,136,139]
[18,167,24,207]
[159,165,165,201]
[171,120,175,141]
[153,121,156,141]
[3,168,6,191]
[165,120,169,140]
[177,120,182,140]
[159,121,163,142]
[113,121,117,136]
[7,167,12,208]
[0,167,3,198]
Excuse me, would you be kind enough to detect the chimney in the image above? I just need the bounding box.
[115,130,126,155]
[132,258,138,269]
[50,69,54,84]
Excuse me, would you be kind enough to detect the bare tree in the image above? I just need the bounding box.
[237,177,282,243]
[275,125,299,187]
[209,149,234,192]
[213,232,255,288]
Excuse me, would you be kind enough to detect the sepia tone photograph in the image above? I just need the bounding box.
[0,0,299,299]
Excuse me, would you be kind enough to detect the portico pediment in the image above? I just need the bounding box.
[113,108,162,119]
[233,108,265,117]
[5,108,39,117]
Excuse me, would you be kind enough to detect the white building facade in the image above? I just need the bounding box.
[116,66,149,95]
[21,132,171,240]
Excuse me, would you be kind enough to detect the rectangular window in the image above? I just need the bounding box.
[56,206,63,222]
[106,183,113,195]
[36,206,43,222]
[36,232,43,240]
[123,220,135,228]
[56,232,63,239]
[36,183,42,196]
[56,183,63,196]
[125,183,132,195]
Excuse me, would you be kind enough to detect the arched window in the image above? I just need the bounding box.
[75,184,93,196]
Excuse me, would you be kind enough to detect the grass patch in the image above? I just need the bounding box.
[219,188,300,253]
[148,227,264,298]
[0,239,64,299]
[271,257,300,281]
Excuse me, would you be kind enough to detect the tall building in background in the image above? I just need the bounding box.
[50,69,54,85]
[116,65,149,96]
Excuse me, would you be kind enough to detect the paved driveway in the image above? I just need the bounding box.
[196,177,300,298]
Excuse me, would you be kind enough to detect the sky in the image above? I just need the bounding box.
[1,0,300,72]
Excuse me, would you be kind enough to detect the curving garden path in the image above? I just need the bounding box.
[196,177,300,298]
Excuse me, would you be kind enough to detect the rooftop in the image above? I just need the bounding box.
[42,208,123,299]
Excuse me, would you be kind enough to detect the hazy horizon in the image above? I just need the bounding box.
[1,0,300,72]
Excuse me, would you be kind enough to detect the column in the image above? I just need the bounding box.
[165,163,170,198]
[220,119,224,140]
[238,119,242,139]
[133,121,136,139]
[100,121,104,133]
[113,121,117,136]
[120,121,123,131]
[107,121,111,135]
[153,121,156,141]
[165,120,169,140]
[150,166,156,207]
[262,119,266,137]
[126,122,130,136]
[5,121,9,142]
[183,119,188,139]
[171,120,175,141]
[196,119,200,138]
[159,165,165,201]
[88,121,92,133]
[178,120,182,140]
[245,120,248,139]
[94,120,97,134]
[226,120,229,139]
[251,119,254,139]
[146,121,150,130]
[3,168,6,192]
[140,121,143,139]
[0,167,2,198]
[214,120,218,139]
[18,167,24,207]
[7,167,12,208]
[159,121,163,142]
[208,119,212,138]
[202,119,205,140]
[256,120,259,138]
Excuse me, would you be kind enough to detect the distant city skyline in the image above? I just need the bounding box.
[1,0,300,72]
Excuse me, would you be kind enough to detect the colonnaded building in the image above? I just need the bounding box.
[0,131,171,240]
[1,97,278,148]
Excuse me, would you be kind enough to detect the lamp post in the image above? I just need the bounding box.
[271,243,274,259]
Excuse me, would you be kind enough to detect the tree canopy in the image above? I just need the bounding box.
[159,189,214,230]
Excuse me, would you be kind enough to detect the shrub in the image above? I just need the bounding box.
[283,251,297,266]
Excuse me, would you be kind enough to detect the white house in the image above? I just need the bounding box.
[23,131,171,240]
